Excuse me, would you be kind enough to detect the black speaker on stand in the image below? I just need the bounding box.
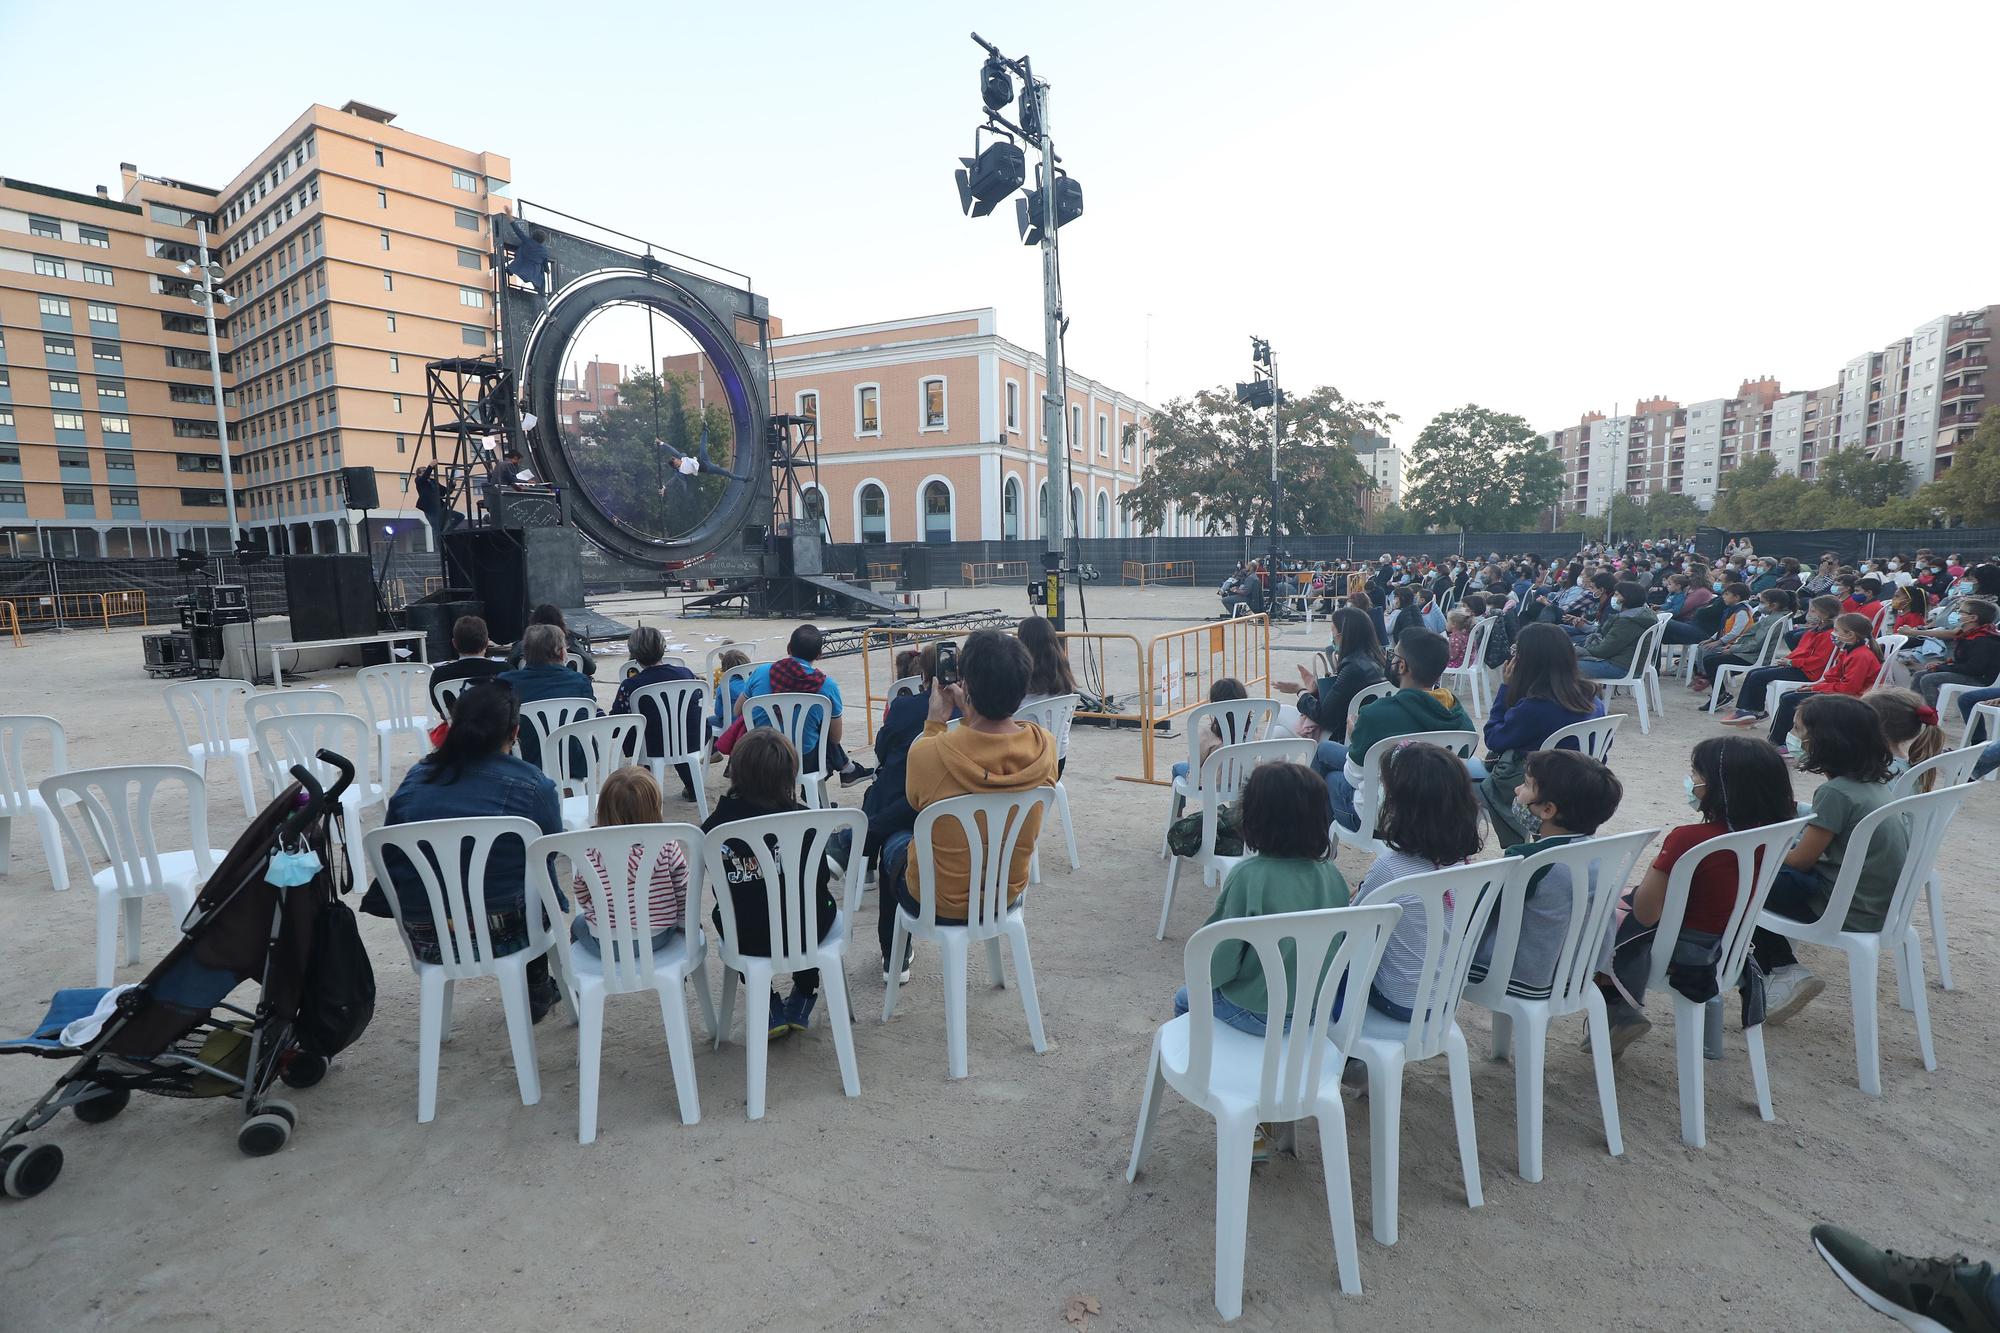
[283,554,377,641]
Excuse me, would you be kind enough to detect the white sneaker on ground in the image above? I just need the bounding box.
[1764,964,1824,1025]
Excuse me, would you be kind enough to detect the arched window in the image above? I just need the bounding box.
[922,479,953,543]
[857,481,888,543]
[1038,480,1051,539]
[1002,476,1021,541]
[1070,485,1084,535]
[1095,490,1109,536]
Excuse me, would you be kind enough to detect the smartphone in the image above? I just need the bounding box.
[935,640,959,687]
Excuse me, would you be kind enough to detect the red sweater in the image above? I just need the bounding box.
[1787,627,1835,680]
[1892,611,1925,632]
[1808,643,1881,696]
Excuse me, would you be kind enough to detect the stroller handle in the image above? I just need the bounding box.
[281,749,355,839]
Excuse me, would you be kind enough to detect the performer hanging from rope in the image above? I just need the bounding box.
[656,428,752,494]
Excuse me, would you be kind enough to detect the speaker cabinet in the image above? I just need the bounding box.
[441,528,581,643]
[283,554,377,642]
[340,465,380,510]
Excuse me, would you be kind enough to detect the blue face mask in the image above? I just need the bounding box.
[1948,612,1963,628]
[1682,775,1702,810]
[1610,596,1624,610]
[1711,581,1724,592]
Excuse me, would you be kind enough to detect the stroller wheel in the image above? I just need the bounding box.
[73,1086,131,1125]
[1,1143,63,1199]
[258,1098,299,1129]
[237,1113,292,1158]
[279,1053,328,1089]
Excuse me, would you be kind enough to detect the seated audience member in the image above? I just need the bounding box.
[862,643,957,909]
[1842,576,1882,616]
[706,729,841,1036]
[610,625,701,799]
[1865,688,1944,787]
[744,624,873,786]
[1480,623,1607,845]
[374,681,563,1021]
[710,647,751,735]
[1017,615,1078,772]
[1444,607,1475,669]
[1886,584,1929,633]
[1388,585,1426,640]
[1695,588,1793,701]
[1575,582,1658,680]
[1686,582,1754,688]
[1172,678,1250,782]
[498,622,596,770]
[1348,742,1486,1018]
[1718,595,1840,725]
[1468,748,1624,998]
[1418,584,1448,635]
[505,602,596,676]
[1314,627,1478,831]
[1660,567,1719,645]
[877,629,1058,981]
[569,765,687,957]
[1751,694,1909,1023]
[1759,613,1881,749]
[1908,597,2000,711]
[1593,735,1797,1053]
[1277,608,1386,745]
[431,615,505,694]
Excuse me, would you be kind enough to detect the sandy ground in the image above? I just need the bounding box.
[1,585,1993,1332]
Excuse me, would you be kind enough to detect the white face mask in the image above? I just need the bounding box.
[1610,596,1624,610]
[1889,562,1901,571]
[1888,754,1910,776]
[1683,775,1702,810]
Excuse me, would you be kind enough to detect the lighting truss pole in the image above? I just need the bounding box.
[188,221,239,544]
[1237,338,1281,595]
[1033,79,1068,628]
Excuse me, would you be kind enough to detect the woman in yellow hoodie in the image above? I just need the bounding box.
[878,629,1059,981]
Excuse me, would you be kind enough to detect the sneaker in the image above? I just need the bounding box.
[839,763,875,788]
[1765,964,1825,1025]
[1718,710,1763,726]
[882,955,912,985]
[765,991,793,1040]
[1251,1123,1272,1166]
[1812,1224,2000,1332]
[528,973,561,1025]
[786,990,818,1033]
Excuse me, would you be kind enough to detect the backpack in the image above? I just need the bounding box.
[295,896,376,1058]
[1483,611,1516,670]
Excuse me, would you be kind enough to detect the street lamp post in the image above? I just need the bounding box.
[182,222,238,545]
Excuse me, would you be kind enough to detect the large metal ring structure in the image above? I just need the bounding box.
[514,267,766,568]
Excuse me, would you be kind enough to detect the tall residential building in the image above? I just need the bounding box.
[1543,304,1993,516]
[0,101,509,559]
[1350,431,1403,511]
[768,309,1155,545]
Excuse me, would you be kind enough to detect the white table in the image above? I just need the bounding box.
[266,630,429,686]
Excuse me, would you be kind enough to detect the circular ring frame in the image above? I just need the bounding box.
[517,269,765,567]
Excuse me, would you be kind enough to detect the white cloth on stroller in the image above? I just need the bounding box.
[60,985,137,1048]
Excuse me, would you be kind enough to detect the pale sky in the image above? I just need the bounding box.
[4,0,1994,445]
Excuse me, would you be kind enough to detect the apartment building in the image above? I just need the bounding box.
[0,172,240,556]
[1351,431,1403,511]
[1544,304,1993,516]
[767,309,1155,545]
[0,101,509,559]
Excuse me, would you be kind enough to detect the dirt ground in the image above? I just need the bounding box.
[1,584,1992,1332]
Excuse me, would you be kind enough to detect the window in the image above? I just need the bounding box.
[58,449,91,469]
[110,488,139,508]
[460,326,486,347]
[396,434,407,453]
[856,384,880,435]
[920,377,947,429]
[797,391,818,421]
[459,287,484,307]
[93,342,121,368]
[1096,490,1109,534]
[1070,485,1083,534]
[392,395,403,414]
[922,479,953,542]
[48,375,81,395]
[177,453,223,473]
[0,486,23,505]
[39,296,70,318]
[79,225,109,249]
[452,169,478,192]
[1005,379,1020,432]
[0,443,14,461]
[1070,404,1083,450]
[386,315,396,332]
[45,337,75,358]
[383,272,394,291]
[173,419,219,439]
[858,482,888,543]
[97,381,127,401]
[105,452,134,471]
[87,303,118,326]
[180,489,226,507]
[29,216,61,239]
[389,354,400,374]
[457,247,481,269]
[1097,414,1108,455]
[149,203,200,227]
[34,255,66,279]
[374,147,385,167]
[82,264,113,286]
[379,231,391,251]
[453,209,479,230]
[102,415,130,435]
[63,488,95,506]
[1003,476,1021,540]
[1038,480,1052,534]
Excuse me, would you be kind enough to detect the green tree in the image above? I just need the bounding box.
[1638,487,1704,537]
[1919,407,2000,526]
[1119,384,1394,554]
[1710,453,1781,529]
[571,369,735,539]
[1815,447,1910,509]
[1404,405,1563,532]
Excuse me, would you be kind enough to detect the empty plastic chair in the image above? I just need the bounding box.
[1157,699,1280,858]
[163,678,259,818]
[1158,738,1315,940]
[1126,902,1402,1320]
[1891,744,1984,991]
[243,686,346,733]
[627,679,712,817]
[249,711,384,889]
[356,663,436,789]
[0,714,72,892]
[1015,692,1081,882]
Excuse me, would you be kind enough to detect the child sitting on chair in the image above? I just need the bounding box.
[569,765,688,959]
[1444,606,1474,669]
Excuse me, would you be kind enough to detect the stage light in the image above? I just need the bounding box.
[1014,171,1082,246]
[176,262,193,275]
[1018,85,1042,141]
[980,56,1014,112]
[955,136,1026,218]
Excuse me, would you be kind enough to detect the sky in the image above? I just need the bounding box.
[4,0,1996,446]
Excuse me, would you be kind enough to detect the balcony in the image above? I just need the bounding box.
[1941,381,1984,403]
[1944,353,1986,376]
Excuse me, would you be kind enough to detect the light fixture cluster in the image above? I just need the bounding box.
[955,35,1083,248]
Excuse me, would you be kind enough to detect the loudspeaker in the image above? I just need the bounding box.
[404,595,485,663]
[340,465,380,510]
[523,527,584,610]
[283,554,377,642]
[441,528,580,643]
[492,487,563,529]
[901,543,932,590]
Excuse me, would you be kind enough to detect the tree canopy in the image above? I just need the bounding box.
[566,368,736,540]
[1403,404,1565,532]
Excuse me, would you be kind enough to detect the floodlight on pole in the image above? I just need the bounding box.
[190,220,239,544]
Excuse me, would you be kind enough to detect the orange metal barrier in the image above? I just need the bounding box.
[867,562,900,582]
[101,590,148,625]
[961,560,1029,588]
[423,576,446,596]
[0,600,19,647]
[5,592,131,633]
[1134,613,1273,784]
[1121,559,1196,587]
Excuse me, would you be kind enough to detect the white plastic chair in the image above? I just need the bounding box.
[249,711,385,890]
[1968,700,2000,748]
[1157,698,1280,858]
[1590,618,1668,735]
[1440,616,1497,719]
[1708,615,1792,714]
[1157,738,1316,940]
[1642,817,1811,1148]
[1933,681,1981,734]
[1462,829,1659,1182]
[1893,745,1984,991]
[1015,693,1081,882]
[1756,785,1974,1096]
[1334,729,1480,859]
[717,660,764,730]
[530,823,716,1142]
[0,714,72,892]
[1344,679,1395,735]
[428,671,490,720]
[745,692,833,809]
[890,673,924,700]
[244,686,346,733]
[163,679,259,818]
[1868,635,1909,693]
[706,806,866,1119]
[357,663,436,789]
[1537,713,1623,760]
[1126,903,1402,1320]
[1347,858,1508,1245]
[363,817,560,1123]
[542,714,646,830]
[515,696,598,773]
[39,765,225,986]
[627,679,711,817]
[883,789,1056,1079]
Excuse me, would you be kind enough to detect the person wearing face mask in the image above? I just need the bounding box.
[1575,581,1658,680]
[1589,735,1797,1055]
[1756,612,1882,748]
[1883,556,1916,590]
[1748,561,1779,595]
[1842,576,1883,616]
[1687,581,1756,691]
[1907,597,2000,710]
[1478,622,1606,845]
[1804,556,1839,597]
[1864,688,1945,786]
[1695,588,1793,705]
[1718,595,1841,725]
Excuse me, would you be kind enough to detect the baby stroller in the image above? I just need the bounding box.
[0,751,371,1200]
